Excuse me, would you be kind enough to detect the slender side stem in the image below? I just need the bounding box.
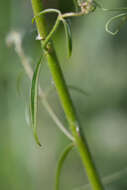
[43,16,61,48]
[62,11,86,18]
[31,0,104,189]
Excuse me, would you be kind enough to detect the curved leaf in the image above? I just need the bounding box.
[44,84,89,103]
[31,56,43,146]
[43,16,60,48]
[105,13,127,35]
[44,84,89,99]
[55,143,74,190]
[62,19,72,57]
[32,8,61,23]
[32,9,61,49]
[68,85,89,96]
[94,1,127,12]
[32,9,62,49]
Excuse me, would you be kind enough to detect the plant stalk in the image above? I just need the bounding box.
[31,0,104,189]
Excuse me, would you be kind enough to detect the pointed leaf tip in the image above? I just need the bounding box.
[34,129,42,147]
[31,56,43,146]
[55,143,74,190]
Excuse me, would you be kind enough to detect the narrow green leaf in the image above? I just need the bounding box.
[68,85,89,96]
[43,84,89,101]
[62,19,72,57]
[43,84,89,99]
[31,56,43,146]
[55,143,74,190]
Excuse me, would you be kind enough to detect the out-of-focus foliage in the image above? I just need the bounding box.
[1,0,127,189]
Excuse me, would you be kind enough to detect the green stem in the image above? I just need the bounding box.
[31,0,104,189]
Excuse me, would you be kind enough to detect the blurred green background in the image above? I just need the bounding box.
[1,0,127,189]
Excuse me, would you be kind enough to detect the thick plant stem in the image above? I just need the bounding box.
[31,0,104,189]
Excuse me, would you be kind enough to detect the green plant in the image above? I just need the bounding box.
[7,0,127,190]
[29,0,127,189]
[30,0,104,190]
